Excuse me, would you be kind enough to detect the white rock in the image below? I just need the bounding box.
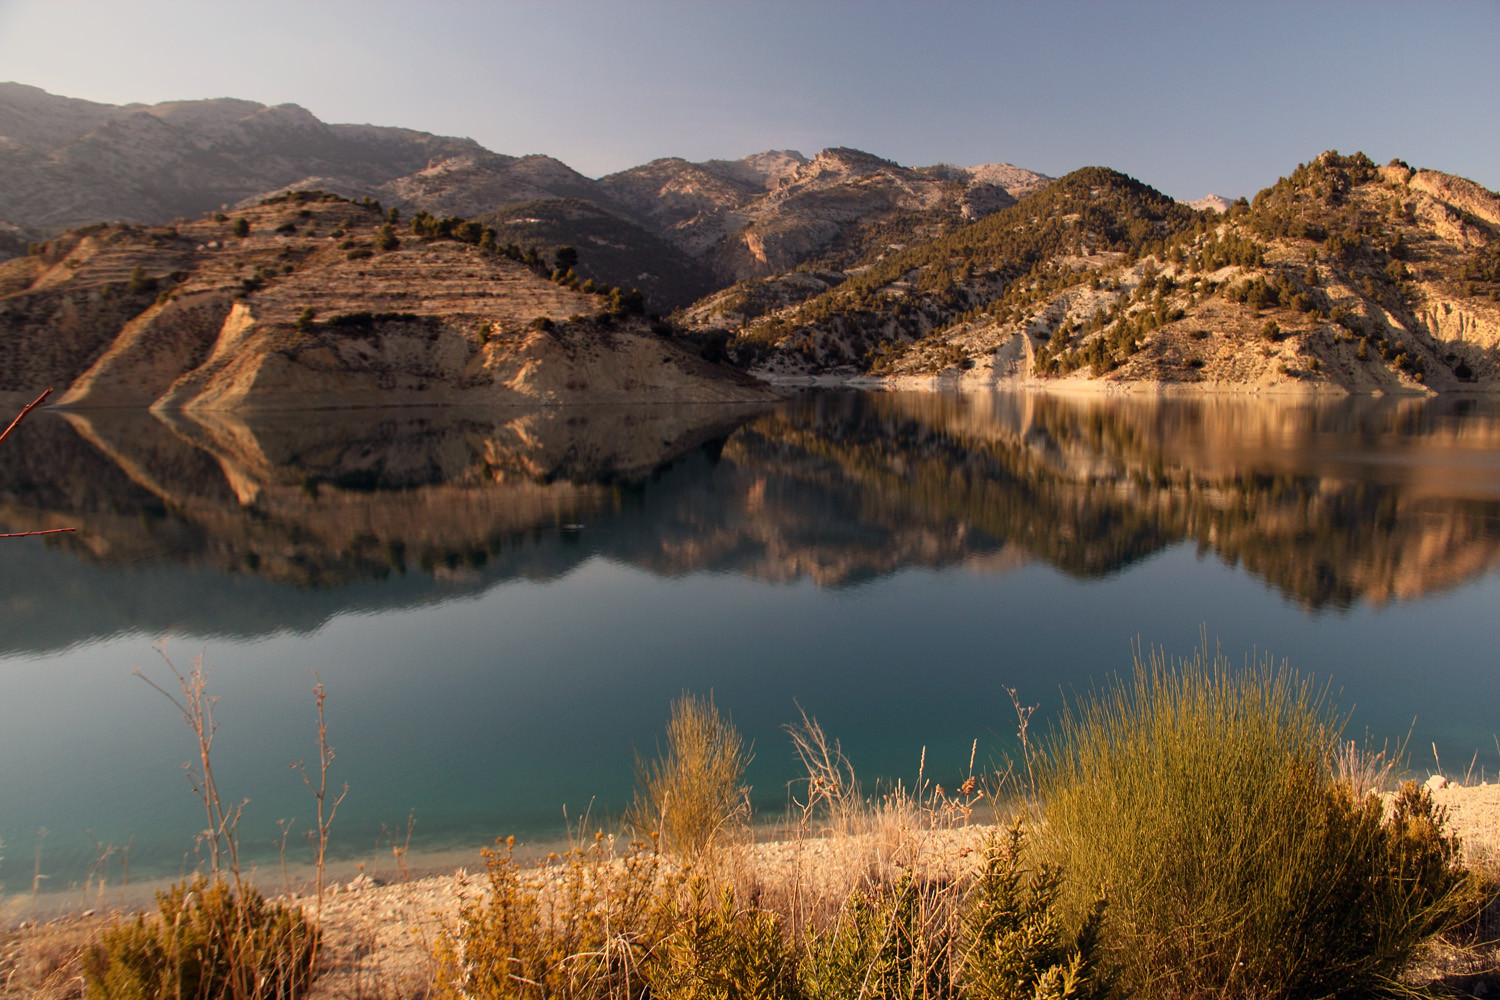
[1425,774,1449,791]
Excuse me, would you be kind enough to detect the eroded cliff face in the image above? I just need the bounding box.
[0,193,772,410]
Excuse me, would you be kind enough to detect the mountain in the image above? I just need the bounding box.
[0,85,1053,311]
[0,191,770,410]
[0,82,479,228]
[684,152,1500,394]
[599,147,1051,284]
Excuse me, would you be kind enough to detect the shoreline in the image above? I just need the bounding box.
[5,780,1496,998]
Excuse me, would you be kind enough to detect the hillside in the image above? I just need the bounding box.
[0,85,1054,314]
[684,152,1500,395]
[473,198,718,310]
[0,191,770,410]
[601,147,1051,285]
[0,83,479,229]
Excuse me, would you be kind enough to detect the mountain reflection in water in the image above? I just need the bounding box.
[4,392,1500,654]
[4,390,1500,893]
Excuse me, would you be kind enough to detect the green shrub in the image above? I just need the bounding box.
[959,824,1108,1000]
[800,875,950,1000]
[84,878,317,1000]
[648,880,800,1000]
[626,693,752,859]
[128,264,158,295]
[1037,646,1477,1000]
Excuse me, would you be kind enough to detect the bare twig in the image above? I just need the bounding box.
[0,387,52,447]
[294,673,348,921]
[393,810,416,883]
[276,817,296,896]
[783,701,858,832]
[1,387,77,539]
[133,646,246,888]
[1006,685,1039,794]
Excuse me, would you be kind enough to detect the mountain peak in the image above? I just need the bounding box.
[1184,193,1233,213]
[810,147,901,174]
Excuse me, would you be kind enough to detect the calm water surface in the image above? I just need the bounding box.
[3,390,1500,899]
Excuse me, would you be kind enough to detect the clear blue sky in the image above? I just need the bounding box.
[1,0,1495,200]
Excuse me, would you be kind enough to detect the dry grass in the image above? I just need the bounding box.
[625,693,753,861]
[0,915,102,999]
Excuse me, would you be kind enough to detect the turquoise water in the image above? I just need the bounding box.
[3,391,1499,894]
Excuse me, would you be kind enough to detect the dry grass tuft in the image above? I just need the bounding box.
[625,693,752,861]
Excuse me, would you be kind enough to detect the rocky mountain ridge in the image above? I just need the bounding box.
[0,85,1051,308]
[688,153,1500,396]
[0,82,479,228]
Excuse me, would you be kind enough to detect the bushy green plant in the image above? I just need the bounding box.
[627,693,752,859]
[84,878,317,1000]
[648,879,800,1000]
[800,875,951,1000]
[1037,646,1477,999]
[959,824,1109,1000]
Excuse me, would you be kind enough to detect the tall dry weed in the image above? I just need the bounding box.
[626,693,752,861]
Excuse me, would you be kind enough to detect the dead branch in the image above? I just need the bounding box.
[0,387,53,447]
[1,387,78,538]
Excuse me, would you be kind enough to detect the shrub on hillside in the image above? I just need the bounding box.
[1037,646,1478,1000]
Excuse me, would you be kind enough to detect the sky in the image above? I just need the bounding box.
[0,0,1496,200]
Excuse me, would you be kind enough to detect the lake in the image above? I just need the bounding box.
[3,389,1500,903]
